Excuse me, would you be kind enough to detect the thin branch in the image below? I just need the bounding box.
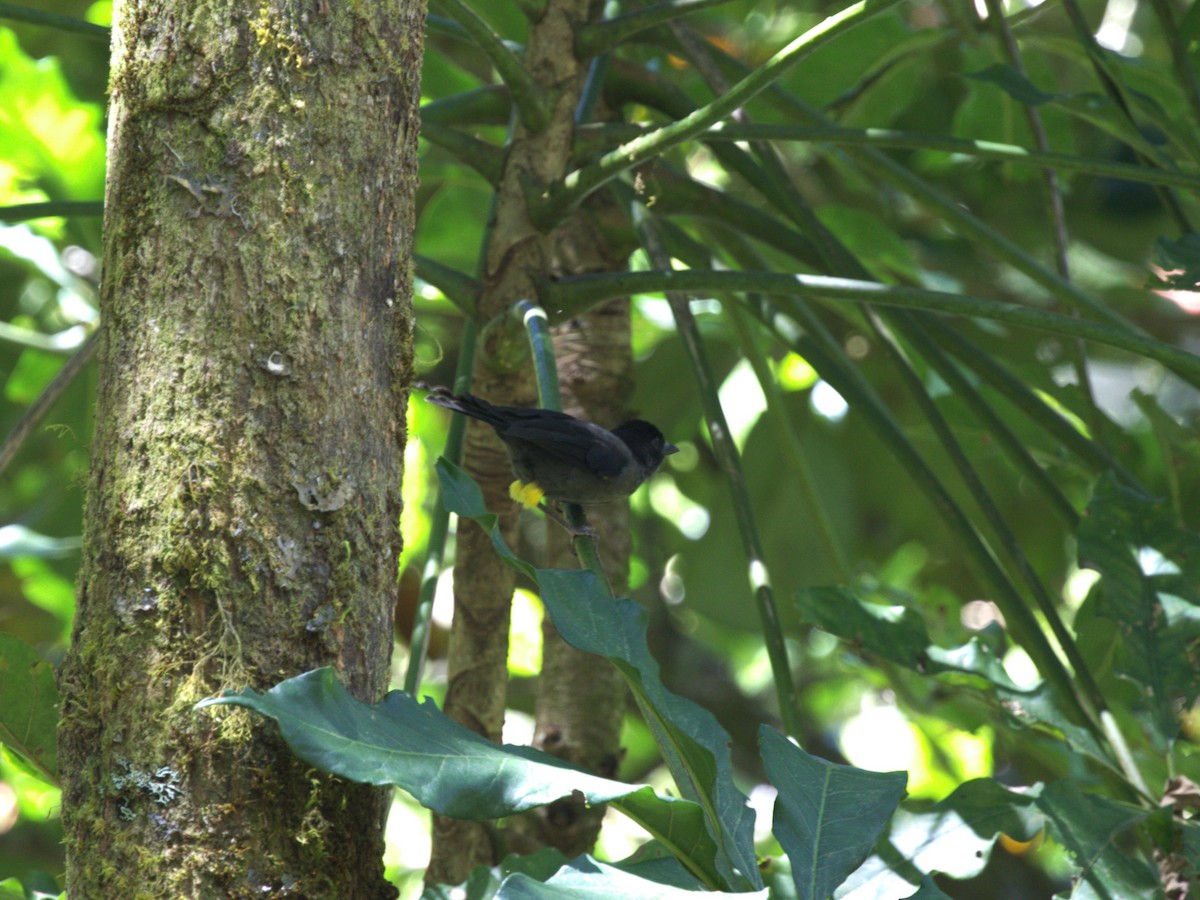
[0,3,108,40]
[0,330,99,479]
[634,205,803,740]
[540,0,904,223]
[421,122,505,183]
[576,122,1200,191]
[0,201,104,222]
[414,255,480,314]
[429,0,547,131]
[545,269,1200,385]
[578,0,733,57]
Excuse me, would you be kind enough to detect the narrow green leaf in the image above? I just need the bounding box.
[761,726,905,900]
[0,633,59,785]
[965,64,1057,106]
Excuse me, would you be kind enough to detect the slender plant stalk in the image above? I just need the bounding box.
[578,122,1200,191]
[541,0,904,222]
[544,269,1200,385]
[634,204,803,740]
[414,255,480,314]
[577,0,733,56]
[430,0,547,131]
[0,3,108,39]
[0,330,98,479]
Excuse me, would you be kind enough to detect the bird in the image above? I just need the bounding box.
[423,385,678,509]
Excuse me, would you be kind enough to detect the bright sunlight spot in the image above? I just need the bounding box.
[1063,565,1101,609]
[648,475,710,540]
[507,588,543,678]
[718,358,767,448]
[775,351,817,391]
[811,379,848,422]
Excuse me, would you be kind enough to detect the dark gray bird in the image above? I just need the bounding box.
[424,386,677,507]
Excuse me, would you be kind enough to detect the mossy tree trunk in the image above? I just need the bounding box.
[56,1,423,896]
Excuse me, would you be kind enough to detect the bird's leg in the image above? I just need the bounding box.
[538,501,599,539]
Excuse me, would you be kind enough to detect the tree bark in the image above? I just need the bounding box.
[429,0,598,883]
[57,1,423,896]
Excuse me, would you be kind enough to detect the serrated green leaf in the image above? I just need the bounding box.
[761,726,905,900]
[0,633,59,785]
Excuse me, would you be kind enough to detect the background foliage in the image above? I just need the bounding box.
[3,0,1200,896]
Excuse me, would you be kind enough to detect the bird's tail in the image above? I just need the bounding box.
[420,383,508,428]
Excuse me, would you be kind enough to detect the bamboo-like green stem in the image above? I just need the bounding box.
[414,255,480,315]
[982,0,1101,452]
[421,85,512,127]
[870,310,1106,723]
[577,0,733,56]
[634,205,803,739]
[0,2,108,39]
[747,294,1103,737]
[540,0,903,222]
[420,123,504,183]
[513,300,611,590]
[430,0,547,131]
[0,201,104,222]
[576,121,1200,191]
[544,269,1200,385]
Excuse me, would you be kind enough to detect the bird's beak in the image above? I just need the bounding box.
[664,441,679,456]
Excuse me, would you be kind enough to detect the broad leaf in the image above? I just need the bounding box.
[199,665,720,890]
[438,462,763,892]
[761,726,905,900]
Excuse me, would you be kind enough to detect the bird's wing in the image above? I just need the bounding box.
[501,417,628,478]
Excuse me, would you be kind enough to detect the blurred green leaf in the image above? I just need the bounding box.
[1153,233,1200,290]
[1076,474,1200,742]
[0,29,105,201]
[0,633,59,785]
